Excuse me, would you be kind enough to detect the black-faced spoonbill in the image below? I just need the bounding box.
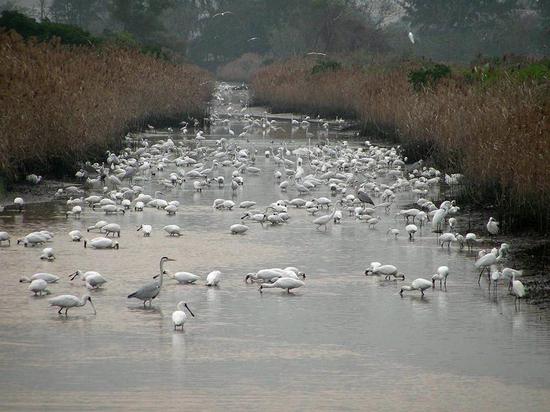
[259,277,305,294]
[49,294,96,315]
[431,266,449,289]
[172,301,195,330]
[399,278,432,297]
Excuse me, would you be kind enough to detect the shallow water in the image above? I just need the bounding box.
[1,83,550,411]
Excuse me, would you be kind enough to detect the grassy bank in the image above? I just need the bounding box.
[0,30,213,180]
[251,58,550,233]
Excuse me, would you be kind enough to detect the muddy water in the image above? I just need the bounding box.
[1,84,550,411]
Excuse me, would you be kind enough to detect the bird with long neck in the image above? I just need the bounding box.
[128,257,175,307]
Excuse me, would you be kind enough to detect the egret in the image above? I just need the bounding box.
[164,270,200,284]
[259,277,305,293]
[511,273,526,310]
[399,278,432,297]
[313,208,337,231]
[172,301,195,330]
[49,294,96,315]
[408,31,415,44]
[475,248,501,284]
[128,257,175,307]
[487,217,499,235]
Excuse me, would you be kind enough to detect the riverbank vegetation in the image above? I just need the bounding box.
[251,57,550,233]
[0,12,212,181]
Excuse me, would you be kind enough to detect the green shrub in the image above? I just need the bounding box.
[408,64,451,91]
[311,60,342,75]
[0,10,98,45]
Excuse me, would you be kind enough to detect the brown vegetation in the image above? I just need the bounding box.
[251,58,550,232]
[217,53,264,82]
[0,31,213,179]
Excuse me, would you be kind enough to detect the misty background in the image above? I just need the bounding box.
[1,0,548,68]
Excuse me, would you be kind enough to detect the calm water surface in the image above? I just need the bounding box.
[1,84,549,411]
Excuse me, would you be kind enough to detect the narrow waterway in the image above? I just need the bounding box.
[0,83,549,411]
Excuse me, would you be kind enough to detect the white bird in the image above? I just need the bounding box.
[205,270,222,287]
[439,232,457,248]
[40,247,55,261]
[399,278,432,296]
[164,270,200,284]
[28,279,50,296]
[365,264,405,280]
[405,224,418,240]
[70,270,107,289]
[49,294,96,315]
[408,31,415,44]
[172,301,195,330]
[431,266,449,289]
[163,225,182,236]
[230,224,249,234]
[487,217,499,235]
[101,223,121,237]
[465,233,478,250]
[137,224,152,237]
[475,248,501,284]
[87,220,108,232]
[20,273,59,284]
[0,231,10,246]
[313,208,337,231]
[69,230,82,242]
[13,197,24,211]
[511,273,526,310]
[259,277,305,293]
[84,237,119,250]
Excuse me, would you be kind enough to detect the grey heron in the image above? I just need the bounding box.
[128,257,174,307]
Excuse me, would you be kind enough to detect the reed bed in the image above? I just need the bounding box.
[251,59,550,232]
[0,31,213,179]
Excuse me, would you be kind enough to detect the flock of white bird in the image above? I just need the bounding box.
[0,84,528,330]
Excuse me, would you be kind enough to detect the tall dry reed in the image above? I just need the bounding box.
[0,31,213,179]
[251,59,550,232]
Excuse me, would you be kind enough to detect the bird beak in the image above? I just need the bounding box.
[153,274,160,279]
[69,272,78,280]
[185,303,195,317]
[137,226,142,231]
[167,258,176,262]
[89,299,97,315]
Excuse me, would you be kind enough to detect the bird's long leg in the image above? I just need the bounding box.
[478,270,484,285]
[58,307,63,314]
[65,308,68,315]
[421,290,425,297]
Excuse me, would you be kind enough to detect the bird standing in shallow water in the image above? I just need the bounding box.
[487,217,499,236]
[128,257,174,307]
[400,278,432,297]
[172,301,195,330]
[49,294,96,316]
